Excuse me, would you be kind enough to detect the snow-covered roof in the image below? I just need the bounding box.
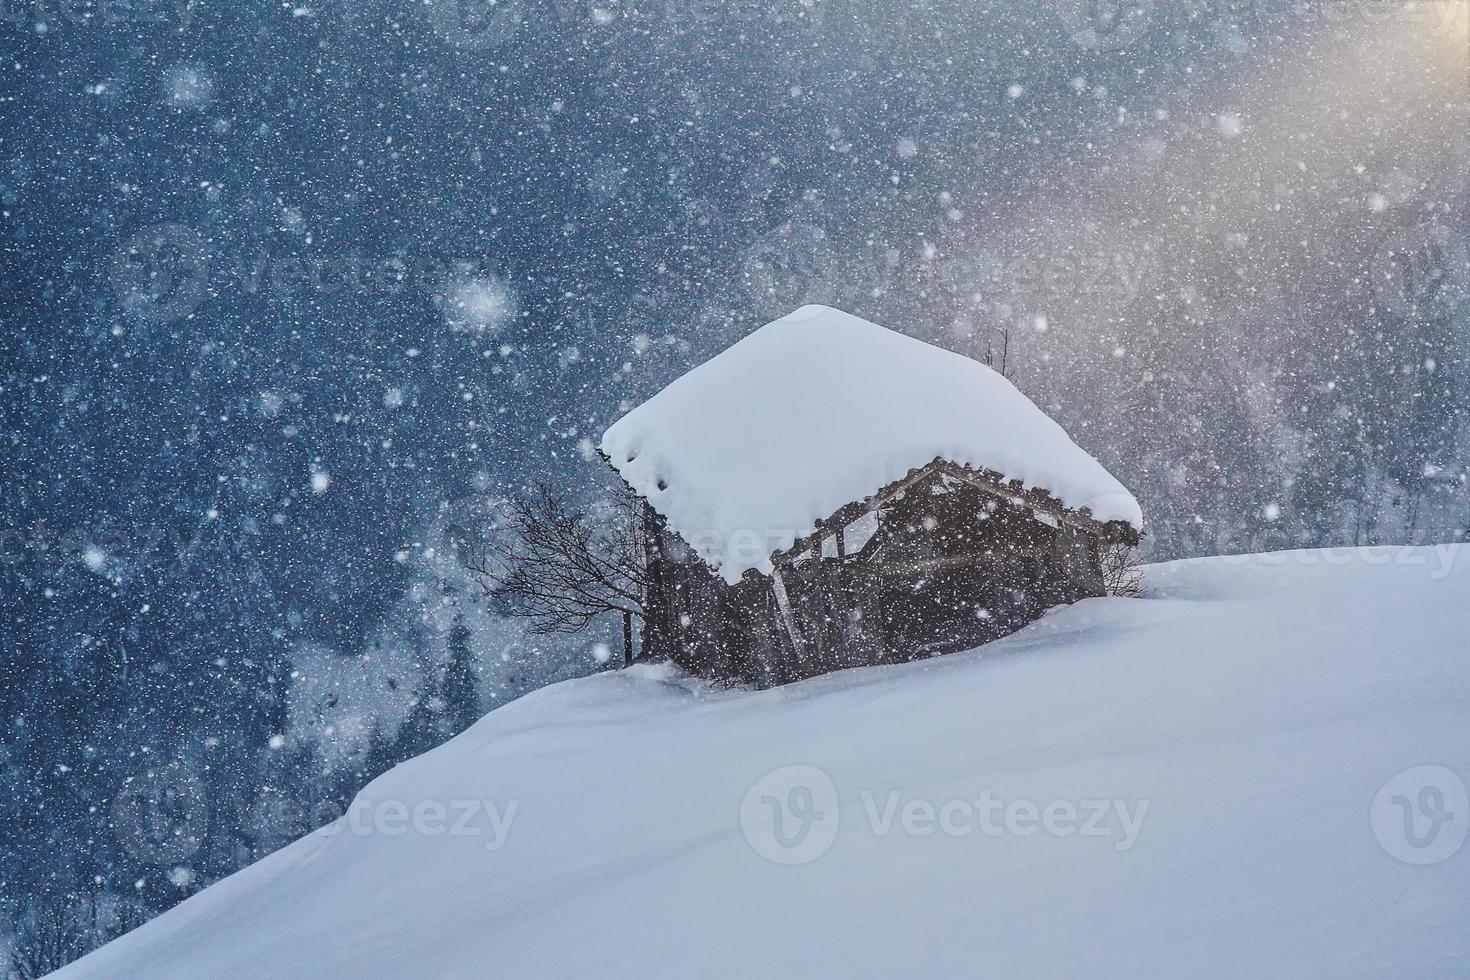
[601,305,1142,584]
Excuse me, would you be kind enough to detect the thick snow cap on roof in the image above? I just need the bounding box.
[601,305,1142,584]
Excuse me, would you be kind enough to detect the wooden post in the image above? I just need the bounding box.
[770,566,805,660]
[622,611,634,668]
[805,525,831,669]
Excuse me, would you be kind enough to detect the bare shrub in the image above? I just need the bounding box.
[9,896,94,980]
[7,890,149,979]
[1101,543,1145,598]
[467,482,647,666]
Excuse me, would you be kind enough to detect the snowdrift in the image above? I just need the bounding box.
[60,548,1470,978]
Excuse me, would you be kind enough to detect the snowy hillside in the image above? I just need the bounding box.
[60,548,1470,979]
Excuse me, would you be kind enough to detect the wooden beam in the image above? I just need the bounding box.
[870,553,999,577]
[772,463,939,568]
[638,453,1137,581]
[936,462,1139,545]
[771,457,1140,568]
[770,566,805,657]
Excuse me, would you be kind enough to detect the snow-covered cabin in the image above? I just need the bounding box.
[601,305,1143,685]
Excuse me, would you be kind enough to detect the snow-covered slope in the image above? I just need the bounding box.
[61,548,1470,979]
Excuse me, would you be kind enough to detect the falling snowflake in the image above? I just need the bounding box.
[439,276,517,335]
[162,64,215,109]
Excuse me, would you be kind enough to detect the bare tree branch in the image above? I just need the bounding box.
[1101,542,1145,599]
[467,482,647,652]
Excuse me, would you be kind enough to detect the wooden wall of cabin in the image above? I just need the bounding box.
[855,478,1106,658]
[636,474,1110,687]
[638,513,790,686]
